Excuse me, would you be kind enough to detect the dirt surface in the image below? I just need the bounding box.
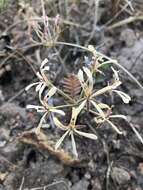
[0,0,143,190]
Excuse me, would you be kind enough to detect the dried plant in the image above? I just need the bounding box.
[26,45,133,159]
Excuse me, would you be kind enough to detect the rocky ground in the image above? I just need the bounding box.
[0,0,143,190]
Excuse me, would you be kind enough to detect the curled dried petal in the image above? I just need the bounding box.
[74,129,97,140]
[26,105,45,112]
[53,117,67,130]
[25,82,40,91]
[92,81,121,98]
[51,108,65,116]
[109,114,127,120]
[113,90,131,104]
[97,103,110,109]
[106,120,123,134]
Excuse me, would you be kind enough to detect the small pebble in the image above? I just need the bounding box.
[111,167,131,185]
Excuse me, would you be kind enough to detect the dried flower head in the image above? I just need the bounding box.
[27,86,65,131]
[77,65,130,117]
[53,100,97,158]
[26,53,132,159]
[25,58,50,101]
[94,107,127,134]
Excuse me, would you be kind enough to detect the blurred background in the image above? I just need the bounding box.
[0,0,143,190]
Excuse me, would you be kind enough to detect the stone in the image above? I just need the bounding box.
[71,178,89,190]
[111,167,131,185]
[117,38,143,78]
[120,28,136,47]
[0,103,26,119]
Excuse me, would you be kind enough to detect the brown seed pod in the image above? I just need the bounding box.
[62,74,81,100]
